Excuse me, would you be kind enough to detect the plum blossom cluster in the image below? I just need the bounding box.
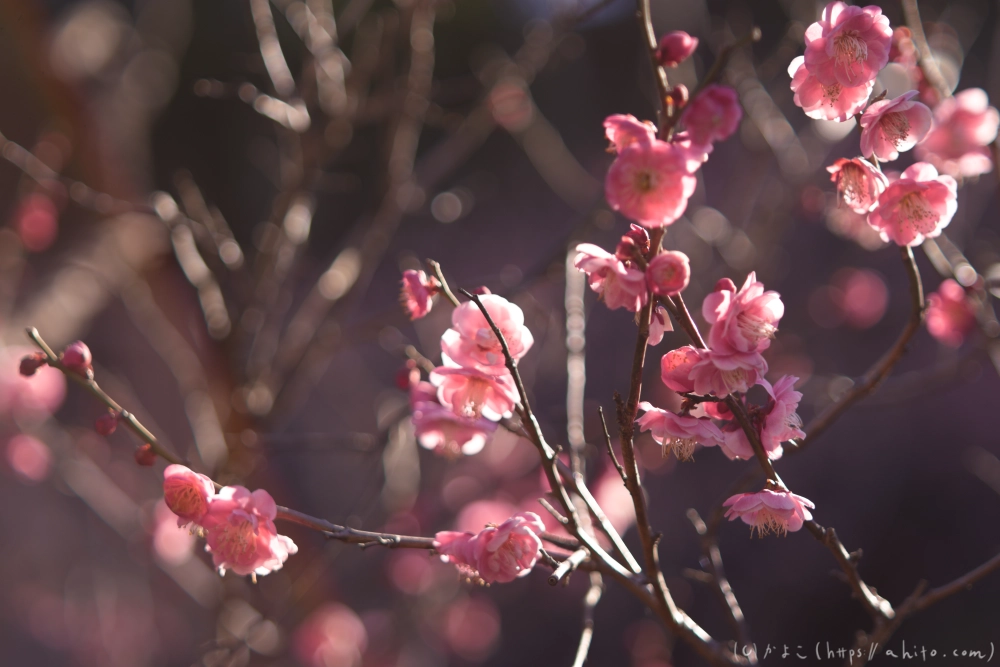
[162,464,298,578]
[434,511,546,584]
[792,3,1000,248]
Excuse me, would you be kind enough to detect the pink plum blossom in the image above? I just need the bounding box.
[412,400,498,457]
[724,488,815,536]
[162,464,216,527]
[926,279,977,347]
[574,243,648,312]
[827,157,888,213]
[646,250,691,296]
[400,269,437,320]
[441,295,534,370]
[867,162,957,246]
[636,401,723,461]
[615,223,650,262]
[655,31,698,68]
[789,56,873,122]
[916,88,1000,178]
[293,603,368,667]
[604,114,656,152]
[803,2,892,88]
[688,347,767,398]
[680,85,742,147]
[434,512,546,584]
[720,376,804,461]
[660,345,702,394]
[702,273,784,354]
[201,485,298,576]
[647,304,673,346]
[859,91,932,162]
[430,366,519,421]
[605,140,698,228]
[671,130,714,172]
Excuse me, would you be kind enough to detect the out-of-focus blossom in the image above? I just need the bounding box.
[431,366,519,421]
[293,603,368,667]
[95,410,119,436]
[832,268,888,329]
[825,206,887,250]
[680,85,742,147]
[788,56,873,122]
[162,464,215,527]
[455,499,518,534]
[926,279,977,347]
[615,223,651,262]
[400,269,437,320]
[13,193,59,252]
[671,130,713,171]
[5,434,52,483]
[134,444,157,466]
[412,401,497,457]
[660,346,702,394]
[574,243,648,312]
[867,162,957,246]
[636,402,723,460]
[592,467,636,535]
[803,2,891,88]
[60,341,92,377]
[604,114,656,152]
[916,88,1000,178]
[442,597,500,661]
[201,486,298,576]
[703,273,784,354]
[655,31,698,68]
[646,251,690,296]
[828,157,888,213]
[434,512,545,584]
[647,304,673,346]
[605,140,698,228]
[720,376,804,461]
[859,91,932,162]
[151,500,196,566]
[688,347,767,398]
[724,488,815,536]
[1,346,66,421]
[388,550,436,595]
[442,295,533,370]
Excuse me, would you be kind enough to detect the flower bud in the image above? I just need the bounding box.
[656,31,698,68]
[95,411,119,436]
[134,444,157,466]
[61,341,92,376]
[19,353,47,377]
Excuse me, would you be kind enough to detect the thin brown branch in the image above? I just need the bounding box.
[275,506,436,548]
[571,572,604,667]
[426,258,461,307]
[599,406,627,485]
[913,550,1000,612]
[550,548,589,586]
[636,0,671,137]
[804,522,893,620]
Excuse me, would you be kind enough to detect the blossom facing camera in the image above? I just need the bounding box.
[435,511,546,584]
[636,402,723,461]
[441,294,534,371]
[646,250,691,296]
[867,162,957,247]
[724,489,815,536]
[828,157,888,213]
[604,114,656,153]
[61,341,93,376]
[802,2,892,88]
[163,464,216,527]
[655,31,698,68]
[721,376,804,461]
[680,85,742,147]
[401,269,437,320]
[201,485,298,576]
[859,91,932,162]
[702,272,784,354]
[574,243,648,312]
[605,140,698,228]
[789,56,873,122]
[430,366,519,421]
[916,88,1000,178]
[926,279,977,347]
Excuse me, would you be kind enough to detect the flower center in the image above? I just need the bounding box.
[633,169,656,194]
[216,518,256,561]
[880,112,911,147]
[899,192,932,222]
[736,312,777,344]
[166,483,206,519]
[664,437,697,461]
[460,378,490,418]
[834,32,868,68]
[837,163,869,207]
[752,508,790,537]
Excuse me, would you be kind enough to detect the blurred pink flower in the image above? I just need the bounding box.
[201,485,298,576]
[434,511,545,584]
[788,56,873,122]
[604,114,656,152]
[803,2,891,88]
[916,88,1000,178]
[13,193,59,252]
[859,91,932,162]
[455,499,518,534]
[703,273,784,354]
[646,250,691,296]
[724,488,815,536]
[825,206,887,250]
[293,603,368,667]
[689,347,767,398]
[430,366,519,421]
[647,304,673,346]
[1,345,66,421]
[441,294,533,370]
[655,31,698,68]
[442,597,500,661]
[574,243,648,312]
[151,500,196,566]
[636,401,723,460]
[162,463,216,527]
[660,345,702,394]
[5,433,52,483]
[832,267,888,329]
[721,376,804,460]
[592,467,636,534]
[828,157,888,213]
[926,279,977,347]
[400,269,436,320]
[412,400,497,457]
[605,140,698,228]
[867,162,957,246]
[680,85,742,147]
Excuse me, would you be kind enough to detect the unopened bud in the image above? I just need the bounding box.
[134,444,157,466]
[655,31,699,68]
[95,411,119,436]
[61,341,93,376]
[19,353,47,377]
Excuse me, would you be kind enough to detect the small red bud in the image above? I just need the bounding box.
[95,411,119,436]
[395,366,412,391]
[61,341,93,376]
[134,444,157,466]
[655,31,699,68]
[19,353,47,377]
[667,84,689,111]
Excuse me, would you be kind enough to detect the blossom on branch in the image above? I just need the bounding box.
[660,345,702,394]
[688,347,767,398]
[201,486,298,577]
[788,56,873,122]
[604,114,656,153]
[646,250,691,296]
[859,91,932,162]
[723,488,815,536]
[867,162,957,247]
[163,464,216,527]
[400,269,438,320]
[636,401,723,461]
[605,139,698,228]
[434,512,546,584]
[431,366,519,421]
[926,279,977,347]
[655,31,698,68]
[680,85,742,148]
[441,294,534,371]
[803,2,891,88]
[916,88,1000,178]
[828,157,888,213]
[702,273,784,354]
[647,304,673,346]
[574,243,648,312]
[720,376,805,461]
[412,400,498,457]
